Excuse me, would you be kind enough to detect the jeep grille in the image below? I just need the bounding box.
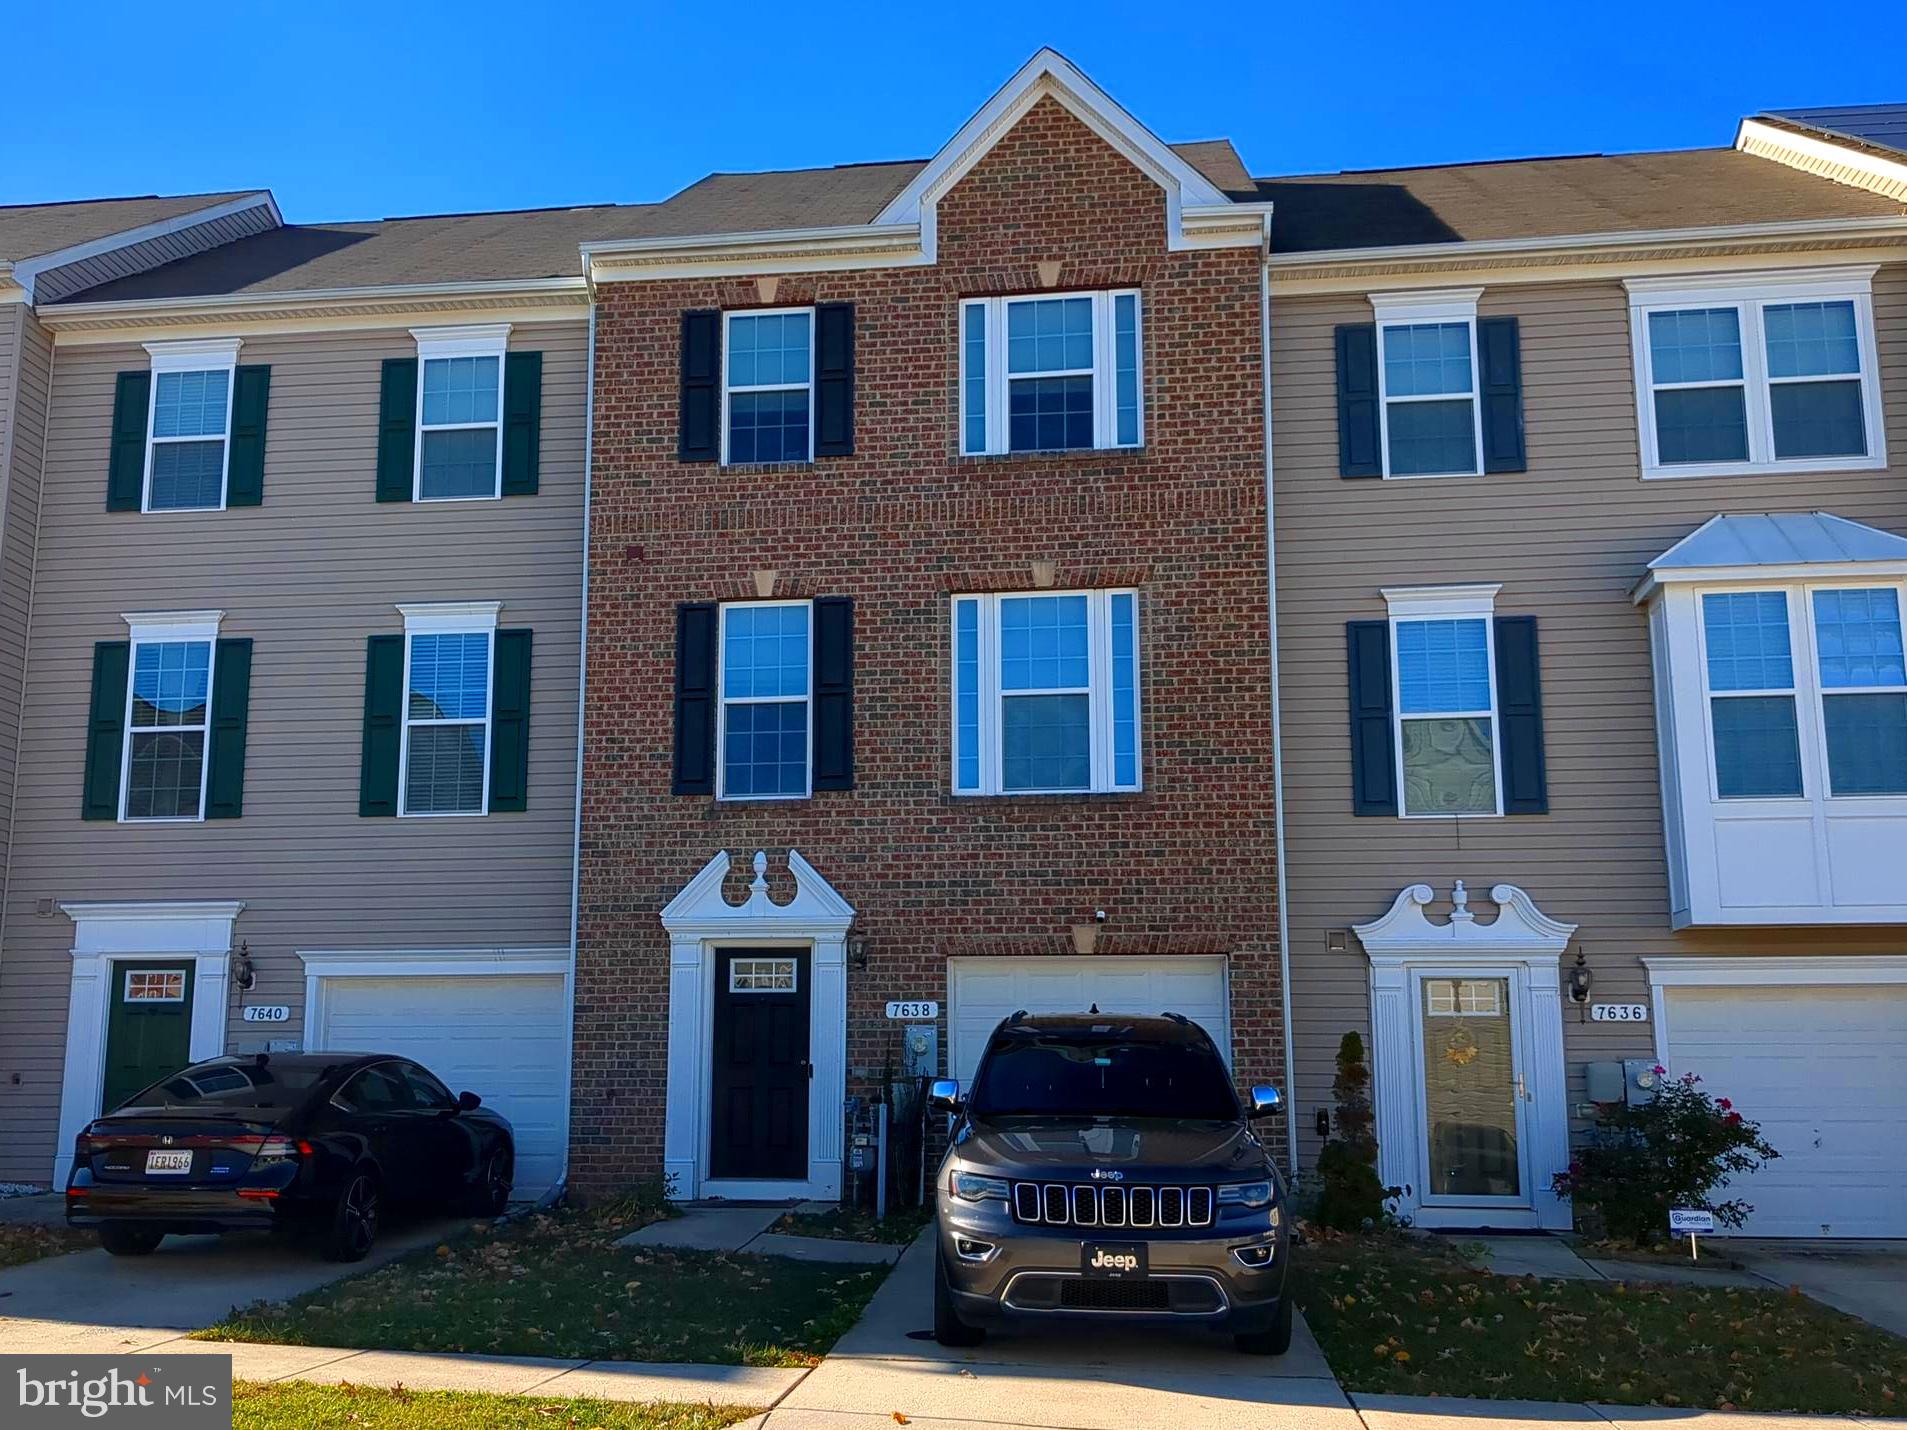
[1011,1182,1214,1228]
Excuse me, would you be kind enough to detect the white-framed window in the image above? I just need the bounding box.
[1384,584,1502,818]
[1370,289,1483,479]
[143,339,240,512]
[119,609,222,822]
[124,969,186,1002]
[1626,267,1886,480]
[397,601,500,816]
[719,599,813,800]
[729,957,799,992]
[724,308,814,465]
[1424,978,1503,1017]
[413,325,510,501]
[959,290,1142,455]
[951,589,1140,795]
[1698,581,1907,800]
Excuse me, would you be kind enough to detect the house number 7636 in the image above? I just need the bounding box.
[1589,1003,1648,1023]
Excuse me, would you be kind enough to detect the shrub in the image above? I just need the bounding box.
[1312,1031,1399,1232]
[1552,1069,1779,1246]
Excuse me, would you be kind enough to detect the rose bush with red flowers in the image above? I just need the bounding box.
[1552,1071,1779,1245]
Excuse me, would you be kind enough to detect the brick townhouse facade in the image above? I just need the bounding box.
[569,54,1286,1196]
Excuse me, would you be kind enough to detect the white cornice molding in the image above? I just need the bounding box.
[584,223,931,283]
[122,608,224,641]
[1641,954,1907,986]
[1353,881,1577,963]
[1369,286,1483,321]
[1737,118,1907,202]
[661,850,857,939]
[1381,583,1501,619]
[61,900,247,925]
[1622,263,1879,300]
[398,600,502,633]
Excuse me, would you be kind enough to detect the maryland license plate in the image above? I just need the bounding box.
[145,1149,192,1174]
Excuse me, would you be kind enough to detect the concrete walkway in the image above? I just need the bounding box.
[1469,1234,1765,1288]
[619,1203,906,1264]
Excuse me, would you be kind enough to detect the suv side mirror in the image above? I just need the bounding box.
[457,1090,482,1112]
[927,1079,962,1115]
[1247,1085,1282,1119]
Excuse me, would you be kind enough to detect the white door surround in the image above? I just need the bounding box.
[54,900,245,1186]
[1353,882,1576,1231]
[659,850,853,1201]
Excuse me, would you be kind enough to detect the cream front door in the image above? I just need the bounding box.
[1411,969,1532,1214]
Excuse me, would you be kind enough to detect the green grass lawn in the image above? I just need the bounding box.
[199,1208,886,1368]
[232,1381,757,1430]
[772,1202,933,1244]
[1292,1231,1907,1417]
[0,1221,94,1268]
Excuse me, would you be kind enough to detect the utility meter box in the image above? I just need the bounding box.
[1622,1058,1663,1106]
[902,1023,938,1080]
[1583,1060,1626,1105]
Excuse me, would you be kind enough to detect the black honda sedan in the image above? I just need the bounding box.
[66,1052,514,1261]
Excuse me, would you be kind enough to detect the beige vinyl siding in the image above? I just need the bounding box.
[0,320,585,1183]
[1273,266,1907,1166]
[0,306,50,897]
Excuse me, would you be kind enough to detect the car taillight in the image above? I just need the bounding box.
[232,1135,301,1164]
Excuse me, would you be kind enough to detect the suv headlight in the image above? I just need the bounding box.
[1218,1180,1275,1209]
[952,1172,1010,1202]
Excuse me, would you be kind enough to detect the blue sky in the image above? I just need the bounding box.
[8,2,1903,223]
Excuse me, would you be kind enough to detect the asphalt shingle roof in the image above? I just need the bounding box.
[0,191,262,263]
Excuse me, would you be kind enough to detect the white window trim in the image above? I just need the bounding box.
[1369,289,1484,480]
[142,338,241,514]
[396,600,501,818]
[950,588,1142,796]
[1694,576,1907,805]
[411,324,511,503]
[959,290,1143,456]
[1625,267,1886,481]
[124,968,187,1002]
[721,307,815,467]
[1382,582,1503,819]
[716,598,814,802]
[117,609,224,824]
[729,956,800,993]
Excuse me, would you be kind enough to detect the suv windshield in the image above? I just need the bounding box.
[968,1027,1240,1120]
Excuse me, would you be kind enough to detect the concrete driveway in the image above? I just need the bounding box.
[760,1231,1359,1429]
[0,1215,455,1353]
[1729,1239,1907,1339]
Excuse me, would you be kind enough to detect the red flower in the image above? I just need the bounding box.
[1651,1064,1666,1075]
[1725,1111,1743,1125]
[1717,1097,1733,1111]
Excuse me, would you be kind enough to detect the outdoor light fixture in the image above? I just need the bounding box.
[848,935,868,971]
[232,940,257,991]
[1567,950,1593,1005]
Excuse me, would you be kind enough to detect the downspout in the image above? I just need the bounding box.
[1260,224,1300,1173]
[557,293,598,1205]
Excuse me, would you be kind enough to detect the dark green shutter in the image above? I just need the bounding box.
[1478,316,1527,474]
[1335,324,1381,478]
[488,628,533,811]
[375,358,418,503]
[226,365,271,507]
[501,352,542,496]
[679,311,720,462]
[358,635,404,816]
[1494,615,1548,814]
[814,304,855,458]
[205,638,253,819]
[107,372,151,512]
[673,603,717,794]
[82,641,131,819]
[812,597,854,790]
[1347,621,1397,816]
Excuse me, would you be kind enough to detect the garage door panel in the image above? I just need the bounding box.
[1664,984,1907,1238]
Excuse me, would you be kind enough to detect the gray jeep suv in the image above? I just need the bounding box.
[929,1012,1291,1354]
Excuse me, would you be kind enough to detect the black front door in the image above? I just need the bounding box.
[710,948,811,1180]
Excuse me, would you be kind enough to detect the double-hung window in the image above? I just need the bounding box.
[399,603,498,816]
[120,612,220,821]
[724,309,813,464]
[952,589,1140,795]
[1371,290,1483,478]
[144,339,239,511]
[414,326,507,501]
[1386,585,1501,816]
[960,291,1142,455]
[1628,269,1885,479]
[719,600,812,799]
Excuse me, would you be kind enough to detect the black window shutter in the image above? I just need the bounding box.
[1478,316,1527,474]
[814,303,855,458]
[812,596,854,790]
[1347,620,1398,816]
[226,365,271,507]
[489,628,533,811]
[358,634,405,816]
[1494,614,1548,814]
[82,641,131,819]
[107,372,151,512]
[501,352,543,496]
[679,311,721,463]
[673,603,718,794]
[1335,324,1382,478]
[205,638,254,819]
[375,358,418,502]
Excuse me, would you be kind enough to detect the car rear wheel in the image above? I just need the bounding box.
[321,1170,381,1262]
[933,1244,986,1346]
[1234,1294,1293,1356]
[468,1148,512,1217]
[98,1226,163,1257]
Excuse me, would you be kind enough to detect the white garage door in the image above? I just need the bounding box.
[314,974,567,1198]
[948,956,1230,1084]
[1663,984,1907,1238]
